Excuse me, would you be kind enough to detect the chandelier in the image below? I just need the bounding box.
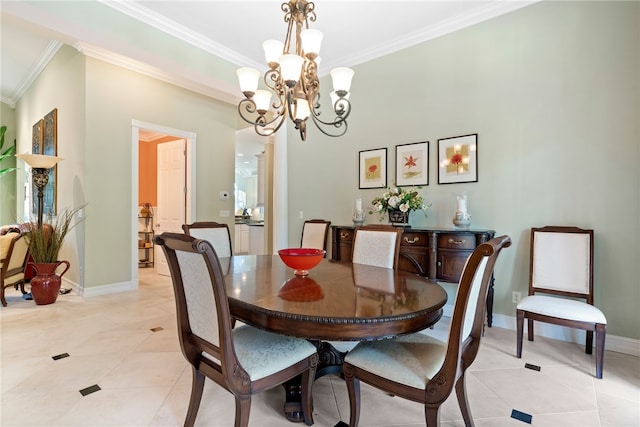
[236,0,354,141]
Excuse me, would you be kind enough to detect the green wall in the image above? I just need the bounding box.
[0,102,17,225]
[286,1,640,339]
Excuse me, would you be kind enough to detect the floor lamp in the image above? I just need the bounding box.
[16,154,63,229]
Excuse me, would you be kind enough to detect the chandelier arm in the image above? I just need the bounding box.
[238,98,286,130]
[310,97,352,126]
[309,114,348,138]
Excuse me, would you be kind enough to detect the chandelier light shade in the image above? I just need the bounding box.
[237,0,354,141]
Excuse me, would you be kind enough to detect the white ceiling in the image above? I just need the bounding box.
[0,0,538,174]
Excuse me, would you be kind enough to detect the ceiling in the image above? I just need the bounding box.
[0,0,537,174]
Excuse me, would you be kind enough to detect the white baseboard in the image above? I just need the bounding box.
[79,280,136,297]
[443,304,639,357]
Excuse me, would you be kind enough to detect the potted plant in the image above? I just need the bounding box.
[369,185,429,225]
[22,206,84,305]
[0,125,16,176]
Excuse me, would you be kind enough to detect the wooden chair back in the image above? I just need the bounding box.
[182,221,232,257]
[352,225,403,269]
[300,219,331,253]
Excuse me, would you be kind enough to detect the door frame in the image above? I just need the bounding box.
[131,120,196,289]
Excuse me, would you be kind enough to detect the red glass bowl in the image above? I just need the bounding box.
[278,248,325,276]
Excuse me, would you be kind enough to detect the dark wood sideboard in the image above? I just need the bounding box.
[331,225,497,326]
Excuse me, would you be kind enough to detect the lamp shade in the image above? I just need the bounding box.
[236,67,260,93]
[253,90,272,112]
[330,67,355,92]
[263,40,284,64]
[301,29,323,56]
[16,153,63,169]
[279,54,304,82]
[294,98,311,120]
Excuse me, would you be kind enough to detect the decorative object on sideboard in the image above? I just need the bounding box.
[369,185,429,225]
[352,197,365,226]
[236,0,354,141]
[453,194,472,230]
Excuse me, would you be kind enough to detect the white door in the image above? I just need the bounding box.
[155,139,186,276]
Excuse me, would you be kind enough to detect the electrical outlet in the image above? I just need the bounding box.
[512,291,521,304]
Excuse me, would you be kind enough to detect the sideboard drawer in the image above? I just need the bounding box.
[337,228,354,242]
[438,234,476,250]
[401,232,428,248]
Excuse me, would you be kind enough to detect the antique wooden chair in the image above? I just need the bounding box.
[343,235,511,427]
[154,232,318,427]
[300,219,331,255]
[516,226,606,378]
[351,224,403,269]
[1,231,29,307]
[182,221,232,257]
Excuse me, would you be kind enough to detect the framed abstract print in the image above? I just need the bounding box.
[438,134,478,184]
[395,141,429,186]
[359,148,387,189]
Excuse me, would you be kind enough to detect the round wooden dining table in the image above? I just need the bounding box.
[221,255,448,422]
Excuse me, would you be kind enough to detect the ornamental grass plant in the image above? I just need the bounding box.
[23,206,85,263]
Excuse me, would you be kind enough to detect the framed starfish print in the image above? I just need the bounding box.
[395,141,429,186]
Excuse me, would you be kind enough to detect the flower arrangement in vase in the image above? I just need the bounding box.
[369,185,429,224]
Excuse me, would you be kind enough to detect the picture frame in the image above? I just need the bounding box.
[42,108,58,215]
[437,134,478,184]
[395,141,429,186]
[32,119,44,155]
[359,148,387,189]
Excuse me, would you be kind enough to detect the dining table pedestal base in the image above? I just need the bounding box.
[283,340,349,422]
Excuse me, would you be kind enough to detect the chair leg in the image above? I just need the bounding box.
[527,318,534,342]
[184,368,205,427]
[595,324,606,379]
[424,405,441,427]
[585,330,594,355]
[516,310,524,358]
[343,365,361,427]
[300,367,315,426]
[455,373,475,427]
[1,284,7,307]
[234,395,251,427]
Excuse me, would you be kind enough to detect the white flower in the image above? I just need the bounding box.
[388,195,399,208]
[399,203,409,213]
[375,203,383,212]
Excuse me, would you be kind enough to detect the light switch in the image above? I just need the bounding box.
[220,210,230,217]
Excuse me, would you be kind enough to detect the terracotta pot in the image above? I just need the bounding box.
[30,261,70,305]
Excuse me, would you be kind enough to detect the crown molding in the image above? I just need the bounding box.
[11,40,63,107]
[97,0,263,70]
[74,42,241,106]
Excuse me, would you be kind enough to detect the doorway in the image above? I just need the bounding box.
[131,120,196,287]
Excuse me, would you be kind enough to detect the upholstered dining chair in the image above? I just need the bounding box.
[516,226,606,379]
[351,224,403,269]
[1,231,29,307]
[342,235,511,427]
[182,221,232,258]
[154,232,318,427]
[300,219,331,255]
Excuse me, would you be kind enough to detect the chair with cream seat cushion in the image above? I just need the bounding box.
[154,232,318,427]
[182,221,232,258]
[300,219,331,255]
[516,226,606,379]
[1,231,29,307]
[342,235,511,427]
[351,224,403,269]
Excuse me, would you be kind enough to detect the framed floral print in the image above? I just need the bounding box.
[359,148,387,189]
[395,141,429,186]
[438,134,478,184]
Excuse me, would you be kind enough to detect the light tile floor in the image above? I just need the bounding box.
[1,269,638,426]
